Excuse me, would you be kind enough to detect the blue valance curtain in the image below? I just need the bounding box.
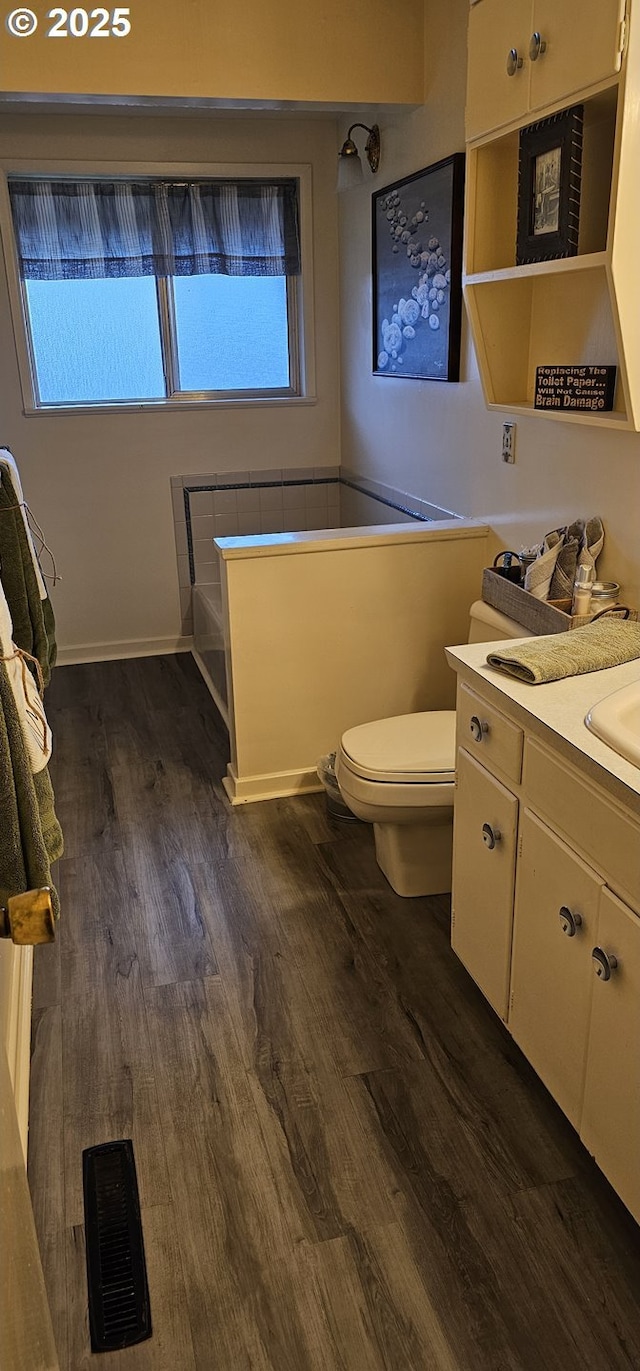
[8,178,301,281]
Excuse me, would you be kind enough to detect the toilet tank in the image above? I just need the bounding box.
[468,599,535,643]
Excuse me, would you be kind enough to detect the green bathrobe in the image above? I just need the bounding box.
[0,660,62,920]
[0,469,56,686]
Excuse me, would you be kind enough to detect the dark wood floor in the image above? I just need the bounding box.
[29,653,640,1370]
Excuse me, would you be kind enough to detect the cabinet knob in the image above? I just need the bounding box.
[506,47,524,76]
[470,714,490,742]
[529,31,547,61]
[482,822,501,850]
[591,946,618,981]
[558,905,582,938]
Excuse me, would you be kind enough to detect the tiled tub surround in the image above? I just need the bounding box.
[171,467,458,633]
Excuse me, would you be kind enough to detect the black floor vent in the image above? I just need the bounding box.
[83,1139,152,1353]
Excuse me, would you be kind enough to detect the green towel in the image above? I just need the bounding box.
[487,619,640,685]
[0,469,56,687]
[42,592,57,677]
[0,662,62,920]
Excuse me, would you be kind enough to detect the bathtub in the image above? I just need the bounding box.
[181,468,450,592]
[189,472,455,727]
[188,496,490,803]
[192,582,229,722]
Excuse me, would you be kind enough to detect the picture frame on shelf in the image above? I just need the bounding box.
[516,105,583,266]
[372,153,465,381]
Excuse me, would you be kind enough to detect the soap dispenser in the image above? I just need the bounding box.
[572,563,595,616]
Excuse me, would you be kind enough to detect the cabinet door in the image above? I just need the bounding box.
[510,811,601,1128]
[581,886,640,1224]
[529,0,626,114]
[451,748,518,1019]
[466,0,532,140]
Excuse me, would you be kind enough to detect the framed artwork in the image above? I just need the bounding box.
[516,105,583,265]
[372,153,465,381]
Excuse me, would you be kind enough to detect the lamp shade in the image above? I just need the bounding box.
[337,150,364,192]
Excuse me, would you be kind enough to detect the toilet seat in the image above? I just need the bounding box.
[335,760,454,812]
[340,711,456,784]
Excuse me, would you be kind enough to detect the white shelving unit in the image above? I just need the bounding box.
[464,1,640,429]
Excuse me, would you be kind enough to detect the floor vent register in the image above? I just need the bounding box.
[82,1139,152,1352]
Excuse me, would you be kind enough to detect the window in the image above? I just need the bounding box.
[7,176,302,408]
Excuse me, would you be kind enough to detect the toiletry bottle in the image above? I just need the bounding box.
[572,564,595,616]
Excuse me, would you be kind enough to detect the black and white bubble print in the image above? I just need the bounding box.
[377,188,452,373]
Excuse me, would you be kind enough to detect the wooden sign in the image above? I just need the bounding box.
[534,365,617,413]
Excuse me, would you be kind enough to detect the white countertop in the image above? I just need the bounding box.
[445,638,640,802]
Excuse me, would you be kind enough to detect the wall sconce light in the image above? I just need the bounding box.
[337,123,381,191]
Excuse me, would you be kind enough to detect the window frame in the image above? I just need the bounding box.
[0,159,315,414]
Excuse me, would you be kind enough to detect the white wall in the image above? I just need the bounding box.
[338,0,640,612]
[0,112,340,656]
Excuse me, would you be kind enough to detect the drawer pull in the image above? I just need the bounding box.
[470,714,490,742]
[482,822,501,850]
[529,30,547,61]
[506,46,524,76]
[558,906,582,938]
[591,946,618,981]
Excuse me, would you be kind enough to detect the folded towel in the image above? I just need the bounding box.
[524,528,564,600]
[526,516,605,604]
[487,619,640,685]
[581,514,605,576]
[548,535,579,601]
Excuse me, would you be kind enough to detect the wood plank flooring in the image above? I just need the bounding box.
[28,652,640,1370]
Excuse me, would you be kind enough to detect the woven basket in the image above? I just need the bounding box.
[481,568,637,634]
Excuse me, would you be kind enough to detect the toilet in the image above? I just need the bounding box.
[334,600,533,897]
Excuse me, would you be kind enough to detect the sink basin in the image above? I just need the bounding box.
[585,680,640,768]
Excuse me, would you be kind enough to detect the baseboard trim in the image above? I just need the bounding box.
[56,635,193,666]
[223,762,323,805]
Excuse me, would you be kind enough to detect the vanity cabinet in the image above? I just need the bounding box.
[464,0,640,429]
[509,809,601,1128]
[450,667,640,1222]
[466,0,627,141]
[451,748,518,1019]
[581,886,640,1222]
[452,683,522,1017]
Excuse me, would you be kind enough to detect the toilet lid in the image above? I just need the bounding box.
[341,711,456,784]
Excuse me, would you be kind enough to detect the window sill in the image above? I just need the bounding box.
[22,395,318,416]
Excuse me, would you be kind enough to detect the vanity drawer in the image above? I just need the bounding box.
[457,683,523,784]
[524,738,640,909]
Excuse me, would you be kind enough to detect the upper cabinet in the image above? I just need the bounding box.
[467,0,627,141]
[463,0,640,429]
